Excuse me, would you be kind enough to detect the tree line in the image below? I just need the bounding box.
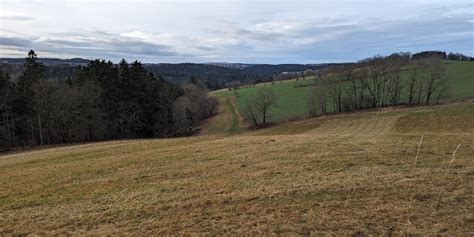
[411,50,473,61]
[307,54,450,117]
[239,53,456,127]
[241,52,455,127]
[0,50,217,151]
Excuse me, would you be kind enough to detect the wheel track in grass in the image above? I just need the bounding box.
[226,97,241,134]
[199,96,245,135]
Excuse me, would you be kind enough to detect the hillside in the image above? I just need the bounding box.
[0,57,90,65]
[214,60,474,123]
[1,101,473,235]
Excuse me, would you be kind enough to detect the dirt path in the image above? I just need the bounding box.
[226,97,242,134]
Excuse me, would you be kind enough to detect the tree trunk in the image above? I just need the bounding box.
[426,79,433,105]
[37,111,43,145]
[417,83,423,105]
[88,125,94,142]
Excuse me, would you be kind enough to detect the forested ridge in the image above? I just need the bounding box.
[144,63,323,90]
[0,50,217,151]
[1,58,327,91]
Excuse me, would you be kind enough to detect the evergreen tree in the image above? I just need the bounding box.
[15,50,46,145]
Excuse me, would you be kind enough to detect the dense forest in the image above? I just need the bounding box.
[0,50,217,151]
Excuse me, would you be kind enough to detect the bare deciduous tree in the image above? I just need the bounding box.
[172,84,218,135]
[407,61,421,106]
[172,96,193,135]
[306,53,449,117]
[245,87,278,126]
[308,73,328,117]
[424,58,448,105]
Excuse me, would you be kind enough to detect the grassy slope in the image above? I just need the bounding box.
[1,102,473,235]
[445,61,474,98]
[214,61,474,123]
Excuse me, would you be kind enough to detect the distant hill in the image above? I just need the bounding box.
[0,57,90,65]
[0,58,329,90]
[143,63,328,89]
[204,62,254,69]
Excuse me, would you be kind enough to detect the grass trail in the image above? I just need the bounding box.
[199,96,243,135]
[226,97,241,134]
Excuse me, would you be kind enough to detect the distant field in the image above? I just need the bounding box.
[445,61,474,98]
[1,102,473,235]
[213,61,474,123]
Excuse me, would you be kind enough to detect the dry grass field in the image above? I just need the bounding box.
[1,102,473,235]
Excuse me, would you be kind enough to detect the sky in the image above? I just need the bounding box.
[0,0,473,64]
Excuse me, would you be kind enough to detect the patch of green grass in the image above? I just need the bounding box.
[444,60,474,98]
[226,97,241,134]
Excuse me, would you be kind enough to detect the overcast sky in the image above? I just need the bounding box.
[0,0,473,63]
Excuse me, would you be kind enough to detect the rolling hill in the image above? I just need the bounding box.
[214,60,474,123]
[1,101,473,235]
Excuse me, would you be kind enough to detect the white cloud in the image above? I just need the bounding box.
[0,9,35,21]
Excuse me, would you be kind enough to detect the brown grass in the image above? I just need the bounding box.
[434,143,463,209]
[0,102,473,235]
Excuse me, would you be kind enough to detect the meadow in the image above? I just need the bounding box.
[1,101,473,235]
[214,60,474,123]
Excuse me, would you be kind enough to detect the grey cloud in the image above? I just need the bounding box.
[0,32,180,61]
[207,18,360,49]
[0,37,32,47]
[194,45,216,51]
[274,14,474,63]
